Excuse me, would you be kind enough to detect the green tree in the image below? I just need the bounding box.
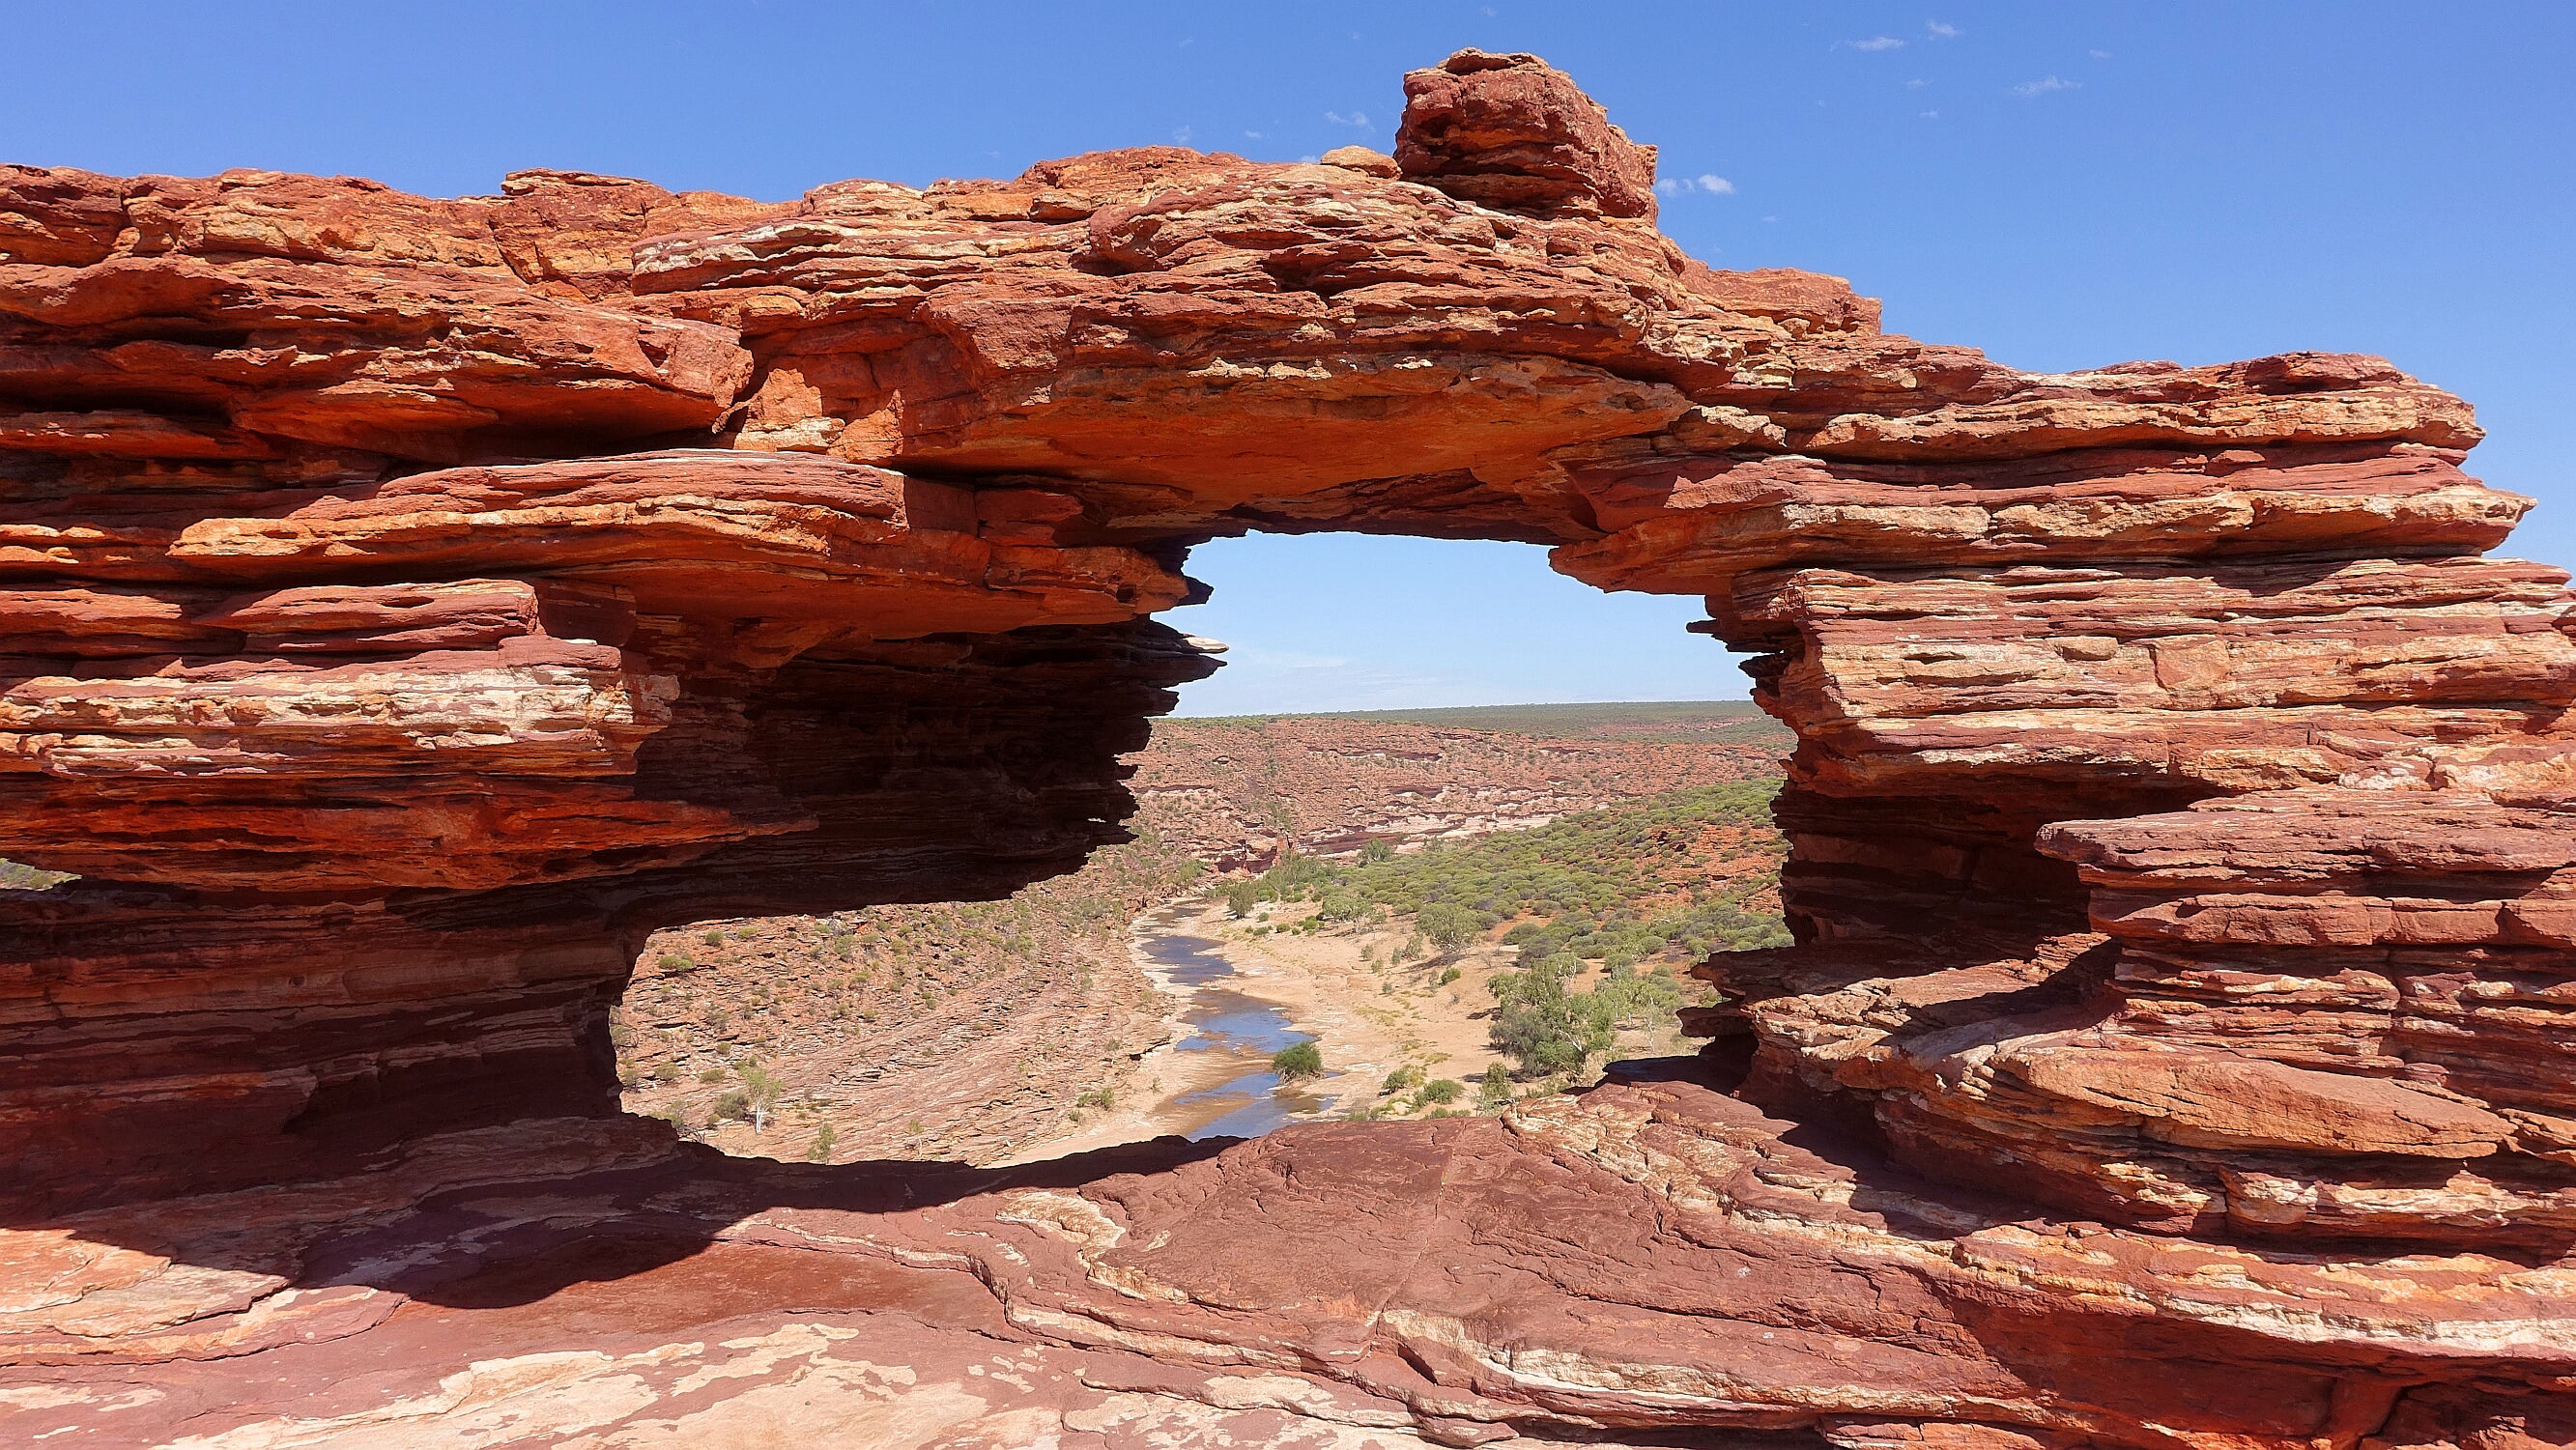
[807,1122,837,1162]
[1477,1062,1515,1109]
[1486,952,1609,1079]
[1224,879,1269,918]
[1271,1040,1324,1080]
[740,1063,785,1133]
[1417,900,1478,953]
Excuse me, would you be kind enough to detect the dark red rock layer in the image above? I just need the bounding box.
[2,47,2569,1449]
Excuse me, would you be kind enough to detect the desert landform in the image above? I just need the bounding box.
[3,47,2571,1450]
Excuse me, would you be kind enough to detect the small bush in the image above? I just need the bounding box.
[1414,1078,1464,1106]
[1382,1066,1423,1095]
[807,1123,837,1162]
[656,952,696,973]
[1438,966,1462,985]
[1271,1040,1324,1080]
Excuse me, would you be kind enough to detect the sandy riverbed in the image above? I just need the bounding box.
[1008,896,1543,1161]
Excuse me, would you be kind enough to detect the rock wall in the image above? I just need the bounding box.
[4,49,2570,1448]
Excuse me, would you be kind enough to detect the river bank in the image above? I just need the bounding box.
[1009,895,1537,1160]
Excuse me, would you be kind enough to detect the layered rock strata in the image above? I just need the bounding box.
[3,47,2569,1448]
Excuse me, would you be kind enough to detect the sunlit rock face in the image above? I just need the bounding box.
[4,46,2570,1450]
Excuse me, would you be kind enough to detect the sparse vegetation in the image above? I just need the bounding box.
[1271,1040,1325,1080]
[0,859,72,891]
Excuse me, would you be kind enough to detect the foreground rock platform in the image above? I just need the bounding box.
[14,1072,2569,1449]
[3,48,2570,1447]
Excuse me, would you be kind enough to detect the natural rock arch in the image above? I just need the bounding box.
[3,50,2570,1448]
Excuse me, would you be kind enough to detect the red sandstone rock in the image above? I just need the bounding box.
[1395,49,1661,219]
[1,45,2570,1450]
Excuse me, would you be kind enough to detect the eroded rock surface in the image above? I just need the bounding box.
[3,48,2569,1449]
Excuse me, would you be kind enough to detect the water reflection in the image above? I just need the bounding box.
[1142,929,1328,1139]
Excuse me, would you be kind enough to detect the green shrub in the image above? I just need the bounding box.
[1382,1066,1423,1095]
[1271,1040,1324,1080]
[1439,966,1462,986]
[1413,1078,1464,1108]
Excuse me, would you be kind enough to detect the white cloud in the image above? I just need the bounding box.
[1658,175,1738,197]
[1926,20,1960,39]
[1244,130,1265,140]
[1844,35,1905,51]
[2011,75,2080,97]
[1324,110,1373,130]
[1921,110,1940,119]
[2090,48,2113,59]
[1906,78,1927,88]
[1698,173,1734,194]
[1173,125,1193,144]
[1760,214,1778,223]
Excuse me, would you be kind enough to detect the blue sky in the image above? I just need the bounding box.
[7,3,2568,714]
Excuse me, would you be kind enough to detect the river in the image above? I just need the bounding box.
[1142,929,1331,1140]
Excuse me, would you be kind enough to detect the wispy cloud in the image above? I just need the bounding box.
[1244,129,1265,140]
[2010,75,2080,98]
[1905,78,1926,88]
[1926,20,1960,39]
[1655,174,1737,197]
[1841,35,1905,51]
[2089,48,2113,59]
[1173,125,1193,144]
[1697,173,1734,194]
[1324,109,1374,130]
[1920,110,1940,119]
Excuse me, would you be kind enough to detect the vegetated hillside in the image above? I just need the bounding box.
[1223,781,1789,1104]
[1132,707,1790,867]
[605,705,1791,1163]
[1261,699,1775,740]
[612,833,1203,1166]
[0,861,70,890]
